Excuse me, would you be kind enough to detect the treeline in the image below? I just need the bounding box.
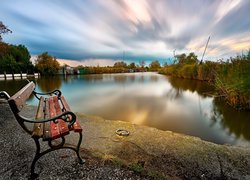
[159,52,250,109]
[0,42,35,74]
[0,41,163,75]
[75,60,162,74]
[78,66,132,74]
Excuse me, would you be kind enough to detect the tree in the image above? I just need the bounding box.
[10,44,31,63]
[114,61,127,68]
[149,60,161,71]
[128,62,136,69]
[0,42,33,73]
[0,22,34,73]
[186,52,198,64]
[35,52,60,75]
[0,42,9,58]
[176,52,198,64]
[175,53,187,64]
[0,21,12,41]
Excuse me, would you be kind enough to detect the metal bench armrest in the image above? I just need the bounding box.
[33,89,62,100]
[19,111,76,128]
[0,91,10,100]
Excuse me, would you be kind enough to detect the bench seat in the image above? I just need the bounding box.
[32,96,82,141]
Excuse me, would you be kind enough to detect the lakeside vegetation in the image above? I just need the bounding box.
[73,60,161,74]
[159,52,250,110]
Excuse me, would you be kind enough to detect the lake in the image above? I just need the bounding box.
[1,72,250,147]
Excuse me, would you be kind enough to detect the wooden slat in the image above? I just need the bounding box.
[60,96,70,110]
[53,96,69,136]
[43,98,51,140]
[8,82,35,113]
[32,96,45,138]
[71,121,82,132]
[60,96,82,132]
[48,97,61,140]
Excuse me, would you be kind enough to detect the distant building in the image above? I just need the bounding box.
[60,65,79,75]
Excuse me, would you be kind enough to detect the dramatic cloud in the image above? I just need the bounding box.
[0,0,249,65]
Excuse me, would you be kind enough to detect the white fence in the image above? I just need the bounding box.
[0,73,39,80]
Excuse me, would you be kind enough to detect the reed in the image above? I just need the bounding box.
[159,53,250,110]
[215,58,250,109]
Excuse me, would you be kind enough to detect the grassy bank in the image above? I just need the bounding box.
[215,58,250,109]
[159,54,250,110]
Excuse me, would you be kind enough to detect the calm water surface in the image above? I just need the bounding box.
[1,72,250,147]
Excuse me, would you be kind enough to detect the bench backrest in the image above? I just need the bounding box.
[8,81,35,114]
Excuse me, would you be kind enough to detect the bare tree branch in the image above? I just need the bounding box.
[0,21,12,41]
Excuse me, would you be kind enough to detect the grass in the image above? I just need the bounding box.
[128,163,167,179]
[90,151,168,179]
[215,58,250,109]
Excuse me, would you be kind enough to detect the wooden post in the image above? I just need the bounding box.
[4,71,6,80]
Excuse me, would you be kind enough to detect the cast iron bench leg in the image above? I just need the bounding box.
[76,132,85,164]
[30,132,85,179]
[30,137,41,179]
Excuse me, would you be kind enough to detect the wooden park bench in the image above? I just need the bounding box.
[0,81,85,179]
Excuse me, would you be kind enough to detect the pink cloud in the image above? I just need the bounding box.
[57,58,116,67]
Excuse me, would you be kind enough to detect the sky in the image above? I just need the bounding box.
[0,0,250,66]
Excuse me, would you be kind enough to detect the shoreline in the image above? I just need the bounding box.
[1,101,250,179]
[73,112,250,179]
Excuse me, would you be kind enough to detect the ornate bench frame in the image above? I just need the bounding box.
[0,81,85,179]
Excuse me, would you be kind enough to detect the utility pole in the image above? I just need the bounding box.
[200,36,210,64]
[173,49,176,64]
